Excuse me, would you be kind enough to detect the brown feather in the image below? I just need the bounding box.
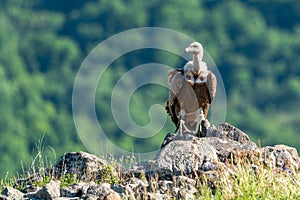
[206,71,217,103]
[166,42,217,131]
[167,69,183,85]
[166,71,199,127]
[193,83,210,118]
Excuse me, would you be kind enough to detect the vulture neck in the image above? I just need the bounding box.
[193,53,202,74]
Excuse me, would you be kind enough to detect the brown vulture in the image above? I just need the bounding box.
[165,42,217,136]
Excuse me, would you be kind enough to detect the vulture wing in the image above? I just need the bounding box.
[167,69,182,84]
[206,71,217,103]
[166,70,183,125]
[166,69,200,127]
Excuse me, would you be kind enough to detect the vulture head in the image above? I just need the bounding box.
[184,42,208,85]
[185,42,204,60]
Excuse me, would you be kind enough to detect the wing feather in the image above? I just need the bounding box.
[166,70,184,125]
[167,69,183,85]
[206,71,217,103]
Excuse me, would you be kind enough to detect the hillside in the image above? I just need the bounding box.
[1,0,300,178]
[1,123,299,199]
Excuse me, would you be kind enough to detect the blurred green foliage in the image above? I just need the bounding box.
[0,0,300,177]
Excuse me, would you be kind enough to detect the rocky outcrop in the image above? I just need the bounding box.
[141,123,260,178]
[1,122,299,199]
[51,151,108,181]
[148,124,299,178]
[152,135,219,178]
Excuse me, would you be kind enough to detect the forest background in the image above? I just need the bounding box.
[1,0,300,177]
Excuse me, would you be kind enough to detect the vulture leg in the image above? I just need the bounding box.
[178,109,185,135]
[196,108,210,137]
[179,119,191,135]
[176,109,193,135]
[196,108,204,137]
[169,72,199,134]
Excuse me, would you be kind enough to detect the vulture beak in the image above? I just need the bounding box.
[184,47,190,53]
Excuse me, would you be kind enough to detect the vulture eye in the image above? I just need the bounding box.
[200,76,204,81]
[186,75,191,80]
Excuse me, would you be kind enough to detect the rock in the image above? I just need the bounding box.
[51,151,107,181]
[82,182,121,200]
[176,188,197,200]
[147,192,167,200]
[175,176,196,188]
[123,177,149,199]
[261,144,300,171]
[160,132,196,149]
[201,161,218,171]
[0,195,8,200]
[156,122,300,177]
[14,174,44,193]
[208,123,257,147]
[60,182,87,198]
[159,123,259,163]
[174,176,199,199]
[111,183,126,194]
[26,180,61,200]
[152,136,218,177]
[1,187,24,199]
[127,177,148,189]
[157,180,173,194]
[160,132,177,148]
[205,137,256,163]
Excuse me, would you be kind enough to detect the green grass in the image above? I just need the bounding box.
[197,163,300,199]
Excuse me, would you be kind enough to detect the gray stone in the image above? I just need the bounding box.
[201,161,218,171]
[127,177,148,189]
[60,182,86,198]
[111,184,126,194]
[30,180,60,200]
[176,188,197,200]
[1,187,24,199]
[0,195,8,200]
[147,192,167,200]
[205,137,256,163]
[160,132,177,148]
[82,182,121,200]
[209,123,257,147]
[124,177,149,199]
[174,176,198,198]
[160,132,195,149]
[14,174,43,194]
[261,144,300,171]
[51,151,107,181]
[175,176,196,187]
[152,136,218,177]
[158,180,173,194]
[159,123,258,167]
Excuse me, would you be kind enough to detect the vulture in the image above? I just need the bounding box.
[165,42,217,136]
